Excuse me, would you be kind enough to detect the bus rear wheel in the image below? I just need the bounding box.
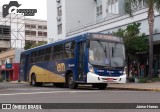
[31,74,43,86]
[68,73,78,89]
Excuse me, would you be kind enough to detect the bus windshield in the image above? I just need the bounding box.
[89,40,125,67]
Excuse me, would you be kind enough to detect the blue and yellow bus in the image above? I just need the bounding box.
[20,33,126,89]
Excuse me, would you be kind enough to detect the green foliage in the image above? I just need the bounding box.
[30,41,47,48]
[139,77,160,83]
[24,41,34,50]
[114,22,148,55]
[24,41,47,50]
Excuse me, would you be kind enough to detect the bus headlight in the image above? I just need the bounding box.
[88,63,95,73]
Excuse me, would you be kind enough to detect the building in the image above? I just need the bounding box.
[0,7,47,81]
[25,18,47,44]
[0,6,25,52]
[47,0,160,75]
[0,6,48,52]
[0,48,23,81]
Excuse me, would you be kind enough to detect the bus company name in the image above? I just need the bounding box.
[57,63,65,72]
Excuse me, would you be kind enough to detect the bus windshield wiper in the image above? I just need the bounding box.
[97,40,107,58]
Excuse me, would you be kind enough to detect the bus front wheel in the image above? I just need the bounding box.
[68,73,78,89]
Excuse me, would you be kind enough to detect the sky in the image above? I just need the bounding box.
[0,0,47,20]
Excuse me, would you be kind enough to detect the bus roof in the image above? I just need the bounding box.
[21,33,123,54]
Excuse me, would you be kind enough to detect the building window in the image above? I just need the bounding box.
[43,32,47,36]
[10,58,13,63]
[108,0,118,14]
[38,31,43,36]
[97,5,102,16]
[38,26,43,29]
[31,31,36,36]
[31,25,36,29]
[25,30,30,35]
[0,25,11,36]
[43,26,47,29]
[25,24,30,28]
[131,0,147,11]
[58,24,62,34]
[57,6,62,16]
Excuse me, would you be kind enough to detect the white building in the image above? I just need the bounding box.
[0,6,47,52]
[47,0,97,42]
[25,18,47,44]
[47,0,160,44]
[0,6,25,51]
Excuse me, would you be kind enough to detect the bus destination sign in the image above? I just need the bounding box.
[92,34,122,42]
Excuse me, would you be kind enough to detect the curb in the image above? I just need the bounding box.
[4,81,28,84]
[107,87,160,92]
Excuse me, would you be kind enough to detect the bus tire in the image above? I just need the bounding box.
[98,83,107,90]
[68,73,78,89]
[31,74,37,86]
[31,74,43,87]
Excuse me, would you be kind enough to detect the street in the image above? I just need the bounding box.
[0,83,160,112]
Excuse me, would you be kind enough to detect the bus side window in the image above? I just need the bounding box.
[45,47,51,61]
[71,42,75,58]
[31,51,37,63]
[37,49,45,62]
[54,44,64,60]
[64,41,75,58]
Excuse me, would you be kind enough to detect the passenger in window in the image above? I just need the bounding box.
[89,48,94,61]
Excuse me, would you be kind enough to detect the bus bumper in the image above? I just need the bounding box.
[87,72,126,83]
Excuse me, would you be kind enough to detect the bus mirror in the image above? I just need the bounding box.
[86,40,90,48]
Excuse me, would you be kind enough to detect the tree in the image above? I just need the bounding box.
[114,22,148,78]
[125,0,160,79]
[114,22,148,56]
[30,41,47,48]
[24,41,34,50]
[24,41,47,50]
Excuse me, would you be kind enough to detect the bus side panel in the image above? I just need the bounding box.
[28,58,76,83]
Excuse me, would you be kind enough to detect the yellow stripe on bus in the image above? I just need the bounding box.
[29,65,65,83]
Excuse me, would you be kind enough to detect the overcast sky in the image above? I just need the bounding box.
[0,0,47,20]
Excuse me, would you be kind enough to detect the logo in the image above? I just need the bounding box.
[57,63,65,72]
[2,1,37,18]
[105,58,110,65]
[2,104,12,109]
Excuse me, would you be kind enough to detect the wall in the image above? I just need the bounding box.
[66,0,95,33]
[47,0,58,43]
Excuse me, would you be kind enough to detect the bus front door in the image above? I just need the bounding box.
[24,54,30,81]
[77,41,86,82]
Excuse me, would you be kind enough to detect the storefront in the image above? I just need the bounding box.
[0,63,20,81]
[153,44,160,78]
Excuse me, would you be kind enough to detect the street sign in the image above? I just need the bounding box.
[5,63,12,68]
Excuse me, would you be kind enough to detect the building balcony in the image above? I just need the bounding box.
[0,41,10,48]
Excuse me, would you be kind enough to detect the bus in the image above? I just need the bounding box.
[20,33,126,89]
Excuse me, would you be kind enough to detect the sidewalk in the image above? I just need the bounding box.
[108,82,160,92]
[1,81,160,92]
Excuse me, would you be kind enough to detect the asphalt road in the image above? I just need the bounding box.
[0,83,160,112]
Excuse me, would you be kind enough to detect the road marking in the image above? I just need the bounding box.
[2,88,65,91]
[0,91,99,96]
